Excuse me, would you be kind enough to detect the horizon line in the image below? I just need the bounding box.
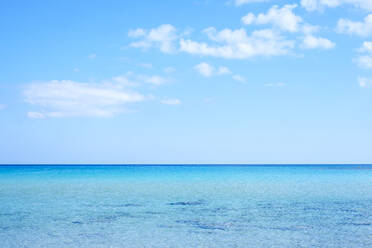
[1,163,371,166]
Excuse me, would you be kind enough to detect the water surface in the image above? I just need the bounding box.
[0,165,371,247]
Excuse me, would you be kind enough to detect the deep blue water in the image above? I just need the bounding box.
[0,165,371,247]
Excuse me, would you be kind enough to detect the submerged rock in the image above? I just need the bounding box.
[168,201,204,206]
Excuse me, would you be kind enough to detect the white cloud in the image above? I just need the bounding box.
[301,35,335,49]
[128,28,146,37]
[336,15,372,37]
[235,0,269,5]
[180,28,294,59]
[240,5,335,50]
[217,66,231,75]
[354,41,372,68]
[129,19,332,59]
[88,54,96,59]
[358,77,372,87]
[110,76,139,87]
[242,4,302,33]
[301,0,319,11]
[138,75,168,85]
[27,112,45,119]
[194,62,231,77]
[354,55,372,69]
[359,41,372,53]
[0,104,5,110]
[194,62,214,77]
[24,79,145,118]
[232,74,247,82]
[301,0,372,12]
[129,24,178,53]
[164,67,176,73]
[73,68,80,72]
[264,82,286,87]
[161,98,181,105]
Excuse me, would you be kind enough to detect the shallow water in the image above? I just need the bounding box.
[0,165,371,248]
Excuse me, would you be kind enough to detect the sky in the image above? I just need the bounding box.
[0,0,372,164]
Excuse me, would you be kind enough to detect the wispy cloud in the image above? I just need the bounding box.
[129,24,178,53]
[235,0,269,6]
[242,4,334,50]
[195,62,214,77]
[138,75,168,85]
[24,79,146,118]
[27,112,45,119]
[180,28,294,59]
[301,0,372,12]
[354,55,372,69]
[242,4,302,33]
[337,14,372,37]
[195,62,235,80]
[354,41,372,68]
[301,35,335,49]
[161,98,181,105]
[0,104,6,110]
[232,74,247,82]
[358,77,372,87]
[129,5,334,60]
[164,67,176,73]
[358,41,372,53]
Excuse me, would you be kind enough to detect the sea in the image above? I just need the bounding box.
[0,165,371,248]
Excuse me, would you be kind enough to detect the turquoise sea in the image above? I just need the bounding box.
[0,165,371,248]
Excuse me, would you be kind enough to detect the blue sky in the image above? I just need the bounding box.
[1,0,372,164]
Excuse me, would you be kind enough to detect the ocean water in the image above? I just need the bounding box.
[0,165,371,248]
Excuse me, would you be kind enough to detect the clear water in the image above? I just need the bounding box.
[0,165,371,248]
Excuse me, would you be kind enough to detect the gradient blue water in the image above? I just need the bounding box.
[0,165,371,248]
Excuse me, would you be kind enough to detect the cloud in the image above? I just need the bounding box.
[336,15,372,37]
[129,14,333,59]
[354,56,372,69]
[180,27,294,59]
[160,98,181,105]
[241,5,335,50]
[194,62,231,77]
[358,41,372,53]
[235,0,269,5]
[88,54,96,59]
[358,77,372,87]
[301,35,335,49]
[138,75,168,85]
[242,4,302,33]
[354,41,372,68]
[0,104,5,110]
[24,79,145,118]
[109,75,139,87]
[232,74,247,82]
[164,67,176,73]
[112,72,169,86]
[27,112,45,119]
[129,24,178,53]
[195,62,214,77]
[301,0,372,12]
[217,66,231,75]
[194,62,243,82]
